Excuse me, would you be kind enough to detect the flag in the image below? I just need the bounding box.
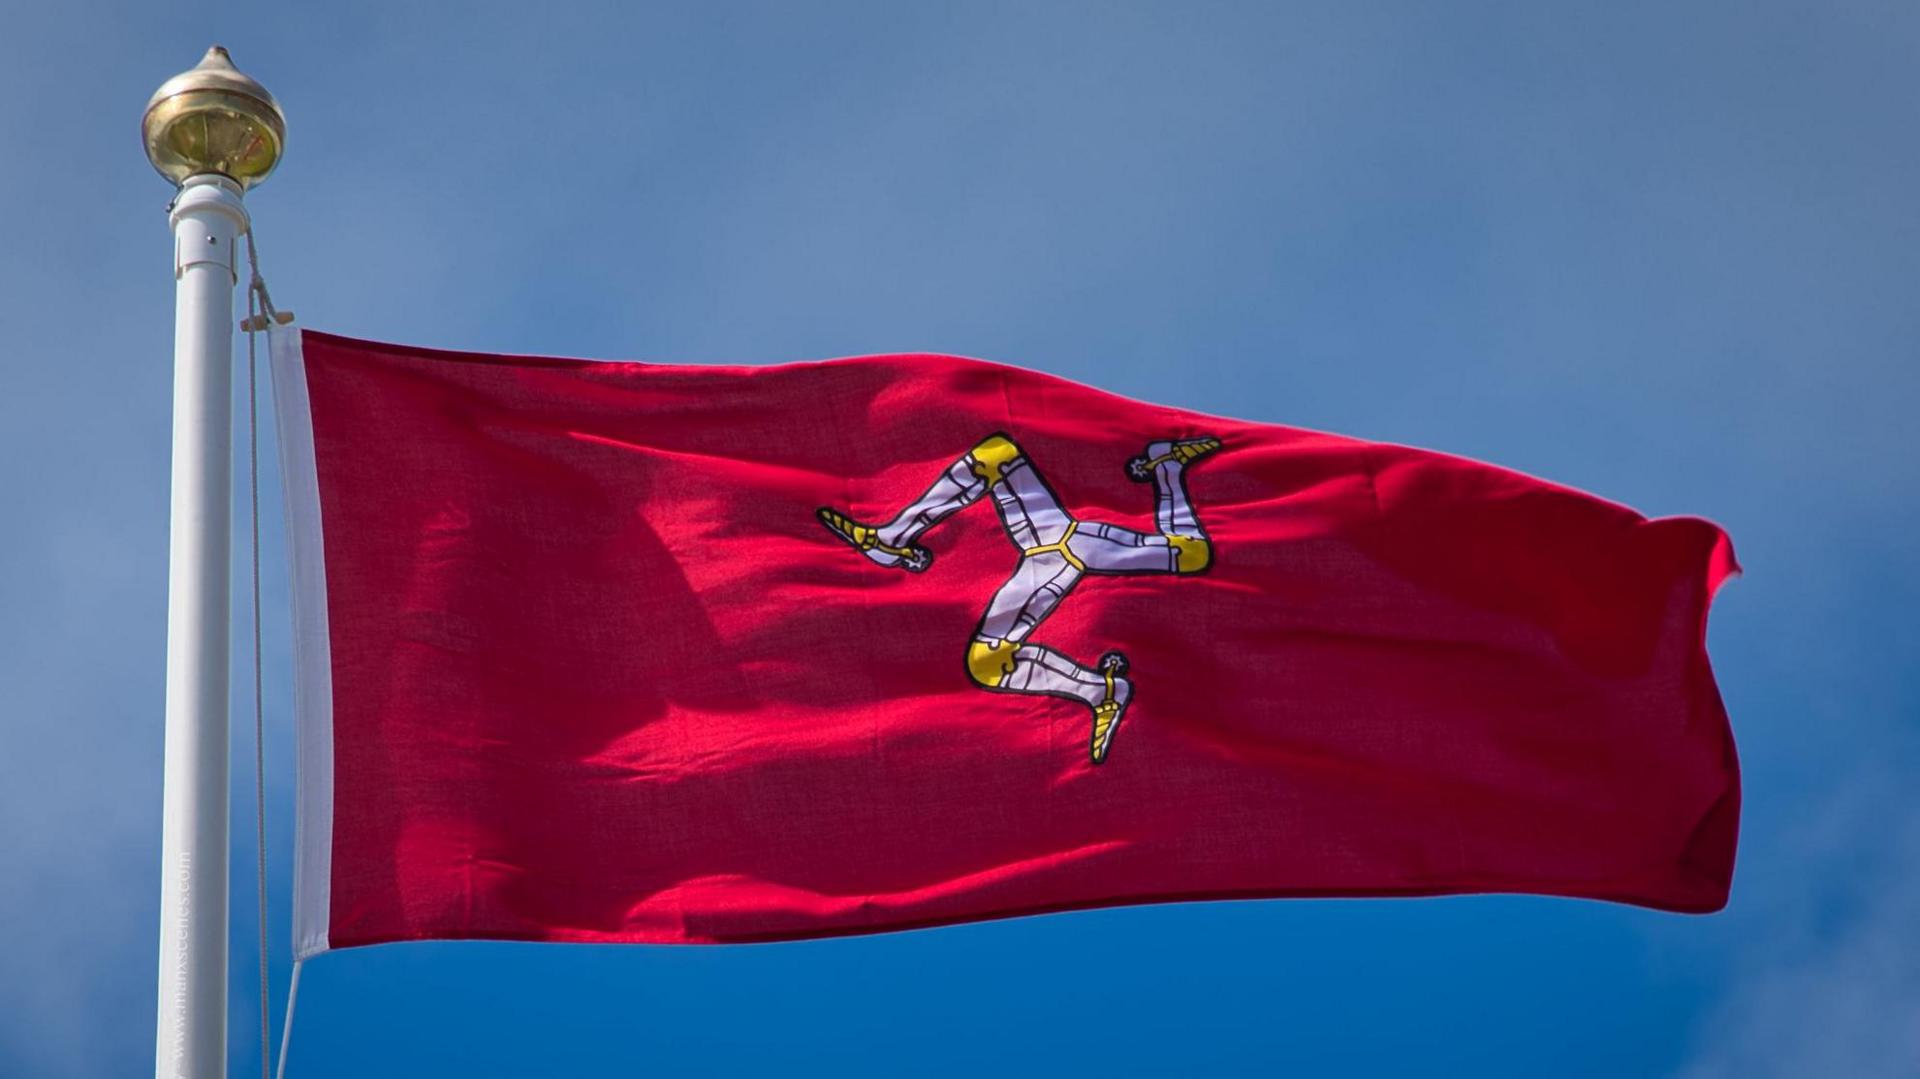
[270,327,1739,958]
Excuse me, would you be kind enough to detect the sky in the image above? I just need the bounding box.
[0,1,1915,1075]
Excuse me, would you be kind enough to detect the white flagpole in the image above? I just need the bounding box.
[143,46,286,1079]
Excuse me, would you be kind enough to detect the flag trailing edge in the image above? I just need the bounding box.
[271,326,1738,959]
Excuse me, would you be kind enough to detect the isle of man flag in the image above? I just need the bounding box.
[270,327,1738,958]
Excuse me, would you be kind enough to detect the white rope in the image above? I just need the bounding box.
[244,232,272,1079]
[274,959,304,1079]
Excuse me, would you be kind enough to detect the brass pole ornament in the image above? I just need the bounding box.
[142,46,286,189]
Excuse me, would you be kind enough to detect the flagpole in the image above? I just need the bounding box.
[143,46,286,1079]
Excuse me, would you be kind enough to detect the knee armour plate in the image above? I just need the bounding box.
[966,638,1017,687]
[1168,534,1211,573]
[967,434,1022,487]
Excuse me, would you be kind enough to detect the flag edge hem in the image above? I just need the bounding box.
[271,326,335,962]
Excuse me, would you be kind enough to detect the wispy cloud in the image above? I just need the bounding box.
[1680,770,1920,1078]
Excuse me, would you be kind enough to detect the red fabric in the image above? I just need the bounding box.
[294,329,1739,949]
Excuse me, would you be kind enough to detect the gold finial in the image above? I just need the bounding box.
[142,46,286,189]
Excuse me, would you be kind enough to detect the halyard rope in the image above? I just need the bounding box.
[243,231,272,1079]
[274,959,303,1079]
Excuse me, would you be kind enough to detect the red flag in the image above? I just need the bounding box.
[270,328,1738,957]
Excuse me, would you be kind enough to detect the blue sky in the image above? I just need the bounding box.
[2,1,1916,1075]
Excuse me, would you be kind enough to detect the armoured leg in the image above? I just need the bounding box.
[967,552,1089,695]
[1122,436,1219,574]
[976,552,1080,644]
[876,458,986,550]
[816,434,1027,571]
[1067,521,1185,575]
[973,436,1074,552]
[964,551,1135,763]
[965,640,1133,764]
[966,553,1087,697]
